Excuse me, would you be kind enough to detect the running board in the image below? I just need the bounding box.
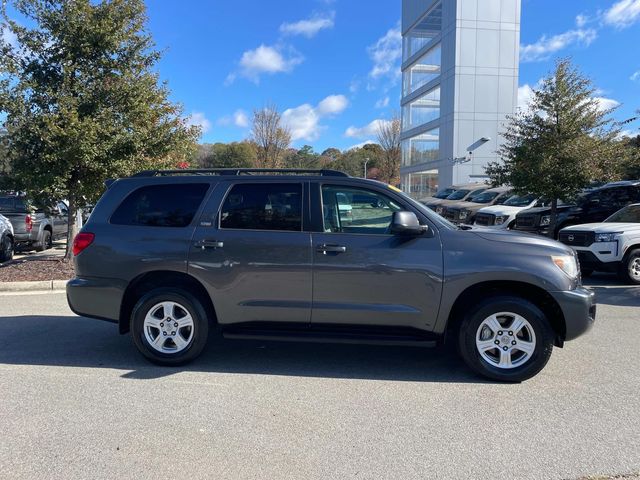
[222,329,438,348]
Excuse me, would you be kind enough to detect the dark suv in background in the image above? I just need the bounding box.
[67,169,595,382]
[514,181,640,238]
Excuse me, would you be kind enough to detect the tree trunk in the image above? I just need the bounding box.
[65,194,79,262]
[548,198,558,239]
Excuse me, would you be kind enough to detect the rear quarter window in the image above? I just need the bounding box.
[110,183,209,227]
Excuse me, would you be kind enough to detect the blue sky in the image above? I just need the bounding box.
[4,0,640,151]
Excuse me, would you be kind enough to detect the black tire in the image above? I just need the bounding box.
[0,235,13,263]
[35,230,52,252]
[131,288,209,366]
[619,248,640,285]
[458,296,555,382]
[580,268,593,278]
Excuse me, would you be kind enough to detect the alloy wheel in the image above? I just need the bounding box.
[143,301,195,354]
[475,312,537,369]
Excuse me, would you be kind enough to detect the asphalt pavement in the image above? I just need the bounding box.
[0,276,638,480]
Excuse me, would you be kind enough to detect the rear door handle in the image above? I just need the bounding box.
[196,240,224,250]
[316,244,347,254]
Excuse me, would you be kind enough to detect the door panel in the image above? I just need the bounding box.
[188,181,312,325]
[311,184,443,331]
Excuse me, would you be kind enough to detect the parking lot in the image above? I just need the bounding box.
[0,275,638,480]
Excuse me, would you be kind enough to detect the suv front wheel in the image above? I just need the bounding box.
[131,288,209,365]
[458,296,554,382]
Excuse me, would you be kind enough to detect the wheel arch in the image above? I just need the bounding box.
[119,270,217,334]
[444,280,567,347]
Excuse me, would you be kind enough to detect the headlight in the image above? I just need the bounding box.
[595,232,622,242]
[494,216,506,225]
[459,210,468,220]
[551,255,578,278]
[540,215,551,226]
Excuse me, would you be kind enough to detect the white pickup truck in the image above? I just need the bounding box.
[558,203,640,284]
[473,194,548,229]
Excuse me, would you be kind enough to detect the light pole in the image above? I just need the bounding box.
[363,157,369,179]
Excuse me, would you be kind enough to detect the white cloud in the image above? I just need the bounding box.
[631,70,640,82]
[603,0,640,28]
[347,140,376,151]
[575,14,588,27]
[367,25,401,81]
[375,96,390,109]
[282,94,349,142]
[186,112,212,134]
[344,119,390,139]
[517,84,535,111]
[228,44,304,84]
[1,25,18,49]
[282,104,322,142]
[233,109,249,128]
[349,79,360,93]
[520,28,597,62]
[316,94,348,116]
[593,96,620,112]
[279,12,335,38]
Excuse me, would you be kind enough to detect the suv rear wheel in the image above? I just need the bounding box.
[131,288,209,365]
[458,296,554,382]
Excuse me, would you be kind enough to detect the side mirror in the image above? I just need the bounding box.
[390,211,426,236]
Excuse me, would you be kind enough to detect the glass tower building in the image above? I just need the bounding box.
[400,0,521,199]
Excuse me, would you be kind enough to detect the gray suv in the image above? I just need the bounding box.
[67,169,595,382]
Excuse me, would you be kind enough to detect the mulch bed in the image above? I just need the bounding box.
[0,257,74,282]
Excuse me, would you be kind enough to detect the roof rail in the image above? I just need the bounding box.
[131,168,349,178]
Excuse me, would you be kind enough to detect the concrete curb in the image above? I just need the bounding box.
[0,280,67,292]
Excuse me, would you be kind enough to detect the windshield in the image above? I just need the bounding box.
[471,191,500,204]
[389,186,457,230]
[446,189,470,200]
[605,204,640,223]
[434,188,456,199]
[504,194,536,207]
[466,188,487,201]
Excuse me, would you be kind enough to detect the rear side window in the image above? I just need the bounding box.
[219,183,302,231]
[110,184,209,227]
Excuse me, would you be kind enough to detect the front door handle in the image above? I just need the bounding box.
[196,240,224,250]
[316,244,347,254]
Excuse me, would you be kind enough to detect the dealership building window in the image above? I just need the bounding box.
[402,1,442,60]
[403,44,441,96]
[401,129,439,167]
[402,86,440,130]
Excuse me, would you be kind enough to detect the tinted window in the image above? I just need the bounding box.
[605,205,640,223]
[0,196,27,212]
[322,185,402,235]
[471,191,500,204]
[111,184,209,227]
[504,194,536,207]
[446,189,470,200]
[219,183,302,231]
[434,188,455,199]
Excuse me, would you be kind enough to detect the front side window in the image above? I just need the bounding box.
[322,185,402,235]
[219,183,302,231]
[110,183,209,227]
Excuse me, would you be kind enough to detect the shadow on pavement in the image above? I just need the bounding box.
[0,314,488,384]
[583,274,640,307]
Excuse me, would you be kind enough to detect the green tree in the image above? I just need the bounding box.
[282,145,319,169]
[486,59,623,237]
[195,142,256,169]
[333,144,382,178]
[0,0,199,259]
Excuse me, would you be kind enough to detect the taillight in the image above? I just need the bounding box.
[72,232,95,256]
[25,214,33,232]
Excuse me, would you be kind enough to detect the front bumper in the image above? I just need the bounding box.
[66,276,127,324]
[550,287,596,342]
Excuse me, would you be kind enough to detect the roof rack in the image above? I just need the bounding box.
[131,168,349,178]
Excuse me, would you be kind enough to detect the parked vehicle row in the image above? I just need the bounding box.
[421,180,640,284]
[0,192,69,256]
